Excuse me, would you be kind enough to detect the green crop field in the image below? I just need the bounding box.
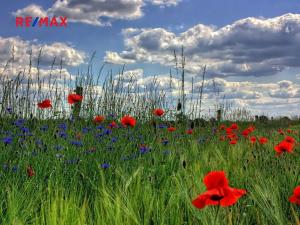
[0,112,299,225]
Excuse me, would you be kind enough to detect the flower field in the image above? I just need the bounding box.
[0,99,299,225]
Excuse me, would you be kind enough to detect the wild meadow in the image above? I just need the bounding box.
[0,54,300,225]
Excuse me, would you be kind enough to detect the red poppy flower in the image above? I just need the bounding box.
[289,185,300,205]
[249,136,256,144]
[186,129,193,135]
[247,126,255,133]
[274,141,294,156]
[227,133,237,140]
[121,115,136,127]
[108,121,117,128]
[192,171,246,209]
[284,136,295,144]
[27,166,35,177]
[68,94,83,104]
[94,115,105,123]
[287,129,292,134]
[153,108,164,117]
[226,128,233,134]
[219,125,226,130]
[258,137,268,144]
[230,139,237,145]
[168,127,176,132]
[278,129,284,135]
[241,129,250,137]
[230,123,239,130]
[37,99,52,109]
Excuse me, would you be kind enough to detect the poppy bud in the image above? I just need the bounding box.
[27,166,35,177]
[182,160,187,169]
[177,99,182,111]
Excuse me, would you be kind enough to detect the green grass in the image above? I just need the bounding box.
[0,118,299,225]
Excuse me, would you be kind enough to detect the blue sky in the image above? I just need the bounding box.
[2,0,299,63]
[1,0,300,117]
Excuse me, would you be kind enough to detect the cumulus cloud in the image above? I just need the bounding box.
[114,70,300,116]
[147,0,181,7]
[104,51,136,64]
[115,68,144,82]
[13,4,47,17]
[13,0,181,26]
[137,74,182,90]
[105,13,300,78]
[0,36,85,69]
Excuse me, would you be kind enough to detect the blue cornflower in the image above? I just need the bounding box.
[70,140,83,147]
[111,137,118,143]
[21,127,30,133]
[13,119,25,127]
[58,123,67,130]
[12,165,18,173]
[159,124,167,129]
[104,129,112,135]
[96,125,104,130]
[58,130,67,139]
[3,137,12,145]
[139,145,150,154]
[100,163,110,169]
[82,127,90,133]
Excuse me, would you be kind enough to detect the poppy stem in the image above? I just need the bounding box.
[213,203,220,225]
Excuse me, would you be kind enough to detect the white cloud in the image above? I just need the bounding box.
[13,0,181,27]
[105,13,300,79]
[0,36,85,68]
[13,4,47,18]
[147,0,181,7]
[115,68,144,82]
[104,51,136,64]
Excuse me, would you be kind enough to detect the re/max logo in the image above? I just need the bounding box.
[16,16,67,27]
